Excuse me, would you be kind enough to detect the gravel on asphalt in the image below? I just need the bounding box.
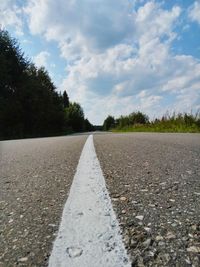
[0,135,87,267]
[94,133,200,267]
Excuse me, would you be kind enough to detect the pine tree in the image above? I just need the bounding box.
[63,90,69,108]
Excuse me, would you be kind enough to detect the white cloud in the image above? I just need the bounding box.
[136,2,181,43]
[25,0,133,55]
[0,0,23,35]
[25,0,181,59]
[162,56,200,92]
[188,1,200,25]
[61,42,200,123]
[33,51,50,68]
[24,0,200,124]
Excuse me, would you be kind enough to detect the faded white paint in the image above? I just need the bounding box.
[48,135,131,267]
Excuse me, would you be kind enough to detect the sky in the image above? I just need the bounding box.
[0,0,200,124]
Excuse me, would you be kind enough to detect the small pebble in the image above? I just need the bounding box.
[120,196,127,201]
[18,257,28,262]
[165,232,176,239]
[66,247,83,258]
[144,227,151,233]
[135,215,144,221]
[156,235,163,241]
[187,246,200,253]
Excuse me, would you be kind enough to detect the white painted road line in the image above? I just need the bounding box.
[48,135,131,267]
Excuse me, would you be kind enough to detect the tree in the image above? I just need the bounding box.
[103,115,115,131]
[0,29,93,140]
[84,118,94,131]
[129,111,149,125]
[0,29,65,139]
[0,30,28,139]
[63,90,69,108]
[65,102,85,132]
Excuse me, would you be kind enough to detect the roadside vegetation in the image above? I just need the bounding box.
[0,30,94,140]
[1,30,199,139]
[103,111,200,133]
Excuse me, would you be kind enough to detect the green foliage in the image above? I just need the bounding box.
[93,125,103,131]
[103,115,115,130]
[129,111,149,125]
[0,30,93,140]
[63,90,69,108]
[111,111,200,133]
[84,118,94,132]
[111,111,149,130]
[64,102,85,132]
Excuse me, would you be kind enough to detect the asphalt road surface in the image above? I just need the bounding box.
[94,133,200,267]
[0,135,87,267]
[1,133,200,267]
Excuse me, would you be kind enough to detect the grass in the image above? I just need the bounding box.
[111,112,200,133]
[112,124,200,133]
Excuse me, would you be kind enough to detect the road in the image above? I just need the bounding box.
[0,135,87,266]
[94,133,200,267]
[0,133,200,267]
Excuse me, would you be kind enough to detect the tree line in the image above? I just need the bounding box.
[103,112,149,130]
[0,30,94,140]
[103,111,200,133]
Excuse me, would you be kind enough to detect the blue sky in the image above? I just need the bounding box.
[0,0,200,124]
